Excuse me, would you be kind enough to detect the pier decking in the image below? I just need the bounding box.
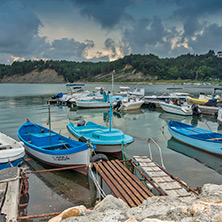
[133,156,198,197]
[93,159,154,207]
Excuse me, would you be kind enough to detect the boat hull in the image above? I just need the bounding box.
[76,100,110,109]
[18,122,93,173]
[24,144,91,167]
[168,121,222,155]
[121,100,144,111]
[67,122,134,156]
[0,158,24,170]
[160,103,192,116]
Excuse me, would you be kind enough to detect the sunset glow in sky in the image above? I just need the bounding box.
[1,0,222,64]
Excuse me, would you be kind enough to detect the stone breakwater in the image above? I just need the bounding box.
[50,183,222,222]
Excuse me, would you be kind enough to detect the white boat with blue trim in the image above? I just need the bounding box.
[168,120,222,155]
[17,121,95,172]
[0,132,25,170]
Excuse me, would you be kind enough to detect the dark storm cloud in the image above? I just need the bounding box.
[73,0,134,28]
[43,38,95,61]
[122,16,167,54]
[0,0,43,56]
[189,23,222,54]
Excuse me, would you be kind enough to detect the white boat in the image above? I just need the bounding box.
[217,107,222,125]
[0,132,25,170]
[160,100,193,116]
[76,93,124,109]
[113,97,144,111]
[58,83,89,103]
[144,92,190,108]
[129,86,145,98]
[115,86,132,97]
[68,87,104,104]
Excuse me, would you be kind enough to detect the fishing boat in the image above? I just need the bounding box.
[67,105,134,156]
[160,100,193,116]
[17,121,95,173]
[168,120,222,155]
[0,132,25,170]
[115,86,132,97]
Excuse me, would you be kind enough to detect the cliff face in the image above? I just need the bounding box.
[0,69,65,83]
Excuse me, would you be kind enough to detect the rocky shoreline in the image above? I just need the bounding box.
[49,183,222,222]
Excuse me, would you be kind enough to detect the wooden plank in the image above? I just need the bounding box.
[115,160,153,197]
[96,162,136,207]
[111,160,150,200]
[134,156,192,198]
[103,161,142,206]
[1,167,20,222]
[93,163,126,204]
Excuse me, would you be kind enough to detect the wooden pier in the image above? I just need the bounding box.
[133,156,198,197]
[93,159,154,207]
[0,167,21,222]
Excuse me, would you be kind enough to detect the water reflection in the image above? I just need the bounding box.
[19,158,96,218]
[167,138,222,175]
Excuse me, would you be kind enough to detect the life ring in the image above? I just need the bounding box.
[21,179,29,196]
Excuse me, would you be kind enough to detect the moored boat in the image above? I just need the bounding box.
[18,121,95,174]
[168,120,222,155]
[0,132,25,170]
[67,121,134,156]
[113,97,144,111]
[160,100,193,116]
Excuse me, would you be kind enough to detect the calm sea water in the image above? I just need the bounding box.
[0,83,221,219]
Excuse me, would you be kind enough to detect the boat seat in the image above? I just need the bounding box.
[207,138,222,141]
[41,142,69,149]
[0,144,11,149]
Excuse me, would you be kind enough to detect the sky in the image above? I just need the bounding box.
[1,0,222,64]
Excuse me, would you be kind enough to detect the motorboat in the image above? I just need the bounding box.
[58,83,90,104]
[0,132,25,170]
[168,120,222,155]
[144,92,190,108]
[76,92,124,109]
[115,86,132,97]
[160,100,193,116]
[113,97,144,111]
[68,87,104,105]
[128,86,145,98]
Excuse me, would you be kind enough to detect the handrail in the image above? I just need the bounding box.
[147,137,166,169]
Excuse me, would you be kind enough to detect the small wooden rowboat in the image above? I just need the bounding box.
[168,120,222,155]
[18,121,95,172]
[0,132,25,170]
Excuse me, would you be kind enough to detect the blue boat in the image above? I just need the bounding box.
[18,121,95,174]
[168,120,222,155]
[67,121,134,156]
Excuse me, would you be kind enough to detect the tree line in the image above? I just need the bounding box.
[0,50,222,82]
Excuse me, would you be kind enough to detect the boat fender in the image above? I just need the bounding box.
[79,136,87,143]
[90,154,109,163]
[77,120,86,126]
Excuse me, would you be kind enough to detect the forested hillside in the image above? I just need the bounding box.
[0,50,222,82]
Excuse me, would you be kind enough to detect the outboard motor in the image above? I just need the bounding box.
[79,136,87,143]
[77,119,86,126]
[113,100,122,111]
[192,104,202,117]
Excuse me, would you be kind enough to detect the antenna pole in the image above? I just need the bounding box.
[48,102,52,145]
